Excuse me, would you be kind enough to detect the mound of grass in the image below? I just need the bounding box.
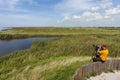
[41,60,89,80]
[0,56,90,80]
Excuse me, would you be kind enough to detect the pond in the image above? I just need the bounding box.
[0,37,54,56]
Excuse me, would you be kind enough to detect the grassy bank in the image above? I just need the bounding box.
[0,27,120,40]
[0,27,120,80]
[0,56,90,80]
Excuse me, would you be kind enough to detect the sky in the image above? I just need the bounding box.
[0,0,120,27]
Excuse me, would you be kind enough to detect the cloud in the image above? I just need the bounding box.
[57,11,114,27]
[0,13,30,27]
[25,0,40,6]
[106,7,120,15]
[82,12,104,21]
[0,0,58,27]
[0,0,20,9]
[0,12,57,27]
[56,0,113,11]
[57,14,117,27]
[73,15,81,19]
[59,11,111,23]
[0,0,33,12]
[55,0,95,11]
[91,6,100,11]
[82,12,111,20]
[100,0,113,9]
[0,14,30,19]
[0,0,120,27]
[56,0,118,27]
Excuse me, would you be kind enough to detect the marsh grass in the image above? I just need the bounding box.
[0,56,89,80]
[1,27,120,40]
[41,61,89,80]
[0,27,120,80]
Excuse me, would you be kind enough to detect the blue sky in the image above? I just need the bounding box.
[0,0,120,27]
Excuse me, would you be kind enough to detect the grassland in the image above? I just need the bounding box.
[0,27,120,80]
[1,27,120,40]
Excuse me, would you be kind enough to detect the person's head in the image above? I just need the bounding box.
[101,44,107,50]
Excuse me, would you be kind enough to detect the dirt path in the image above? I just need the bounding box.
[88,71,120,80]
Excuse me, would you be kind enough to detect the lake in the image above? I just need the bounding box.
[0,37,54,56]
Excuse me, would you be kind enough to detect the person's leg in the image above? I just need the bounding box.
[93,57,103,62]
[92,54,100,62]
[92,57,99,62]
[101,60,105,63]
[96,58,105,63]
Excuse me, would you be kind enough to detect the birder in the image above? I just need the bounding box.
[92,44,109,63]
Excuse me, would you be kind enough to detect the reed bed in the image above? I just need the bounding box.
[0,27,120,80]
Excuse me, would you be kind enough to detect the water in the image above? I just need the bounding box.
[0,37,53,56]
[0,27,3,31]
[0,27,11,31]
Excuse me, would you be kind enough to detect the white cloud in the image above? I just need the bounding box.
[56,0,116,27]
[106,7,120,15]
[0,13,54,27]
[58,11,112,25]
[91,6,100,11]
[57,14,119,27]
[0,0,32,12]
[26,0,40,6]
[80,12,104,21]
[82,12,95,17]
[0,14,31,20]
[73,15,81,19]
[0,0,20,9]
[100,0,113,9]
[57,15,71,23]
[55,0,94,11]
[104,15,111,19]
[56,0,113,12]
[0,0,120,27]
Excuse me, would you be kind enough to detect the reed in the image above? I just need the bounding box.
[0,27,120,80]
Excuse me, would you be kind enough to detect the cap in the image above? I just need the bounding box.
[101,44,107,48]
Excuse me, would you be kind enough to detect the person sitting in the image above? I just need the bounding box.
[98,44,109,62]
[93,44,109,63]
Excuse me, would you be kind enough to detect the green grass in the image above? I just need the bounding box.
[0,27,120,80]
[41,60,89,80]
[1,27,120,40]
[0,56,90,80]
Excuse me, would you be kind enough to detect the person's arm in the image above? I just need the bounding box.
[97,45,101,54]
